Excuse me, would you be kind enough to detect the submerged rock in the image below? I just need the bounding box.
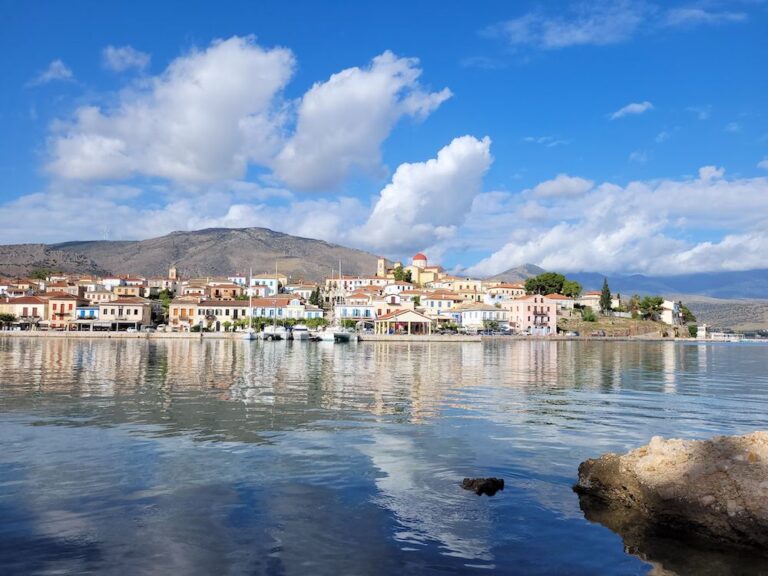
[574,431,768,555]
[461,477,504,496]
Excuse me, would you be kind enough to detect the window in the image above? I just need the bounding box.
[53,303,58,311]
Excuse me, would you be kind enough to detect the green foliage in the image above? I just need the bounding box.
[340,319,358,329]
[627,294,641,313]
[393,266,406,282]
[524,272,565,295]
[304,317,328,329]
[0,313,16,325]
[482,319,499,331]
[561,279,582,298]
[413,295,421,306]
[222,321,233,332]
[688,324,698,338]
[309,287,322,306]
[581,307,597,322]
[639,296,665,320]
[600,278,612,313]
[442,321,458,331]
[404,269,412,283]
[30,268,53,280]
[681,304,696,323]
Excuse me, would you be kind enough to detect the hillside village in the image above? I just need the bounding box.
[0,252,699,338]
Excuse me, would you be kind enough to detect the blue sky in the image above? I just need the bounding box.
[1,0,767,275]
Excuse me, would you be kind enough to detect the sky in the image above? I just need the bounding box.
[1,0,767,276]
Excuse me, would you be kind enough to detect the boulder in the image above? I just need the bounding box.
[461,477,504,496]
[574,431,768,555]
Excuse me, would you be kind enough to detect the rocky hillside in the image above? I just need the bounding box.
[0,244,110,278]
[0,227,382,282]
[487,264,545,284]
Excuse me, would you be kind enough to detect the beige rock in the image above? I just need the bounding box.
[575,431,768,554]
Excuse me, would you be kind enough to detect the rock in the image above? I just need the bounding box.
[574,431,768,555]
[461,477,504,496]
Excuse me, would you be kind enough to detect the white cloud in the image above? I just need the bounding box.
[758,158,768,171]
[655,130,670,143]
[532,174,593,197]
[273,51,451,191]
[489,1,652,49]
[465,167,768,276]
[102,45,151,72]
[629,150,648,163]
[28,59,74,86]
[724,122,741,133]
[355,135,492,253]
[687,105,711,120]
[610,100,654,120]
[664,8,747,27]
[48,36,296,184]
[524,135,569,147]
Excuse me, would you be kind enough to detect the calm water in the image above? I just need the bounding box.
[1,338,767,575]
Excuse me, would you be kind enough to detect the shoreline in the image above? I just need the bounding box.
[1,331,755,343]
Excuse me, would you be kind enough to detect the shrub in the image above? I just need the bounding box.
[581,307,597,322]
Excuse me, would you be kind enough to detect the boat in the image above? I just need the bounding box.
[262,324,287,341]
[292,324,311,341]
[242,268,256,340]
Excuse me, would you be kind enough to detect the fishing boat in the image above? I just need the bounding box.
[292,324,311,341]
[242,268,257,340]
[262,324,287,341]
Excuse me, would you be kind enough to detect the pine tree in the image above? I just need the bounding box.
[600,278,612,313]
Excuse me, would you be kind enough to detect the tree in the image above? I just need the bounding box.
[680,304,696,324]
[581,307,597,322]
[309,287,321,306]
[222,321,232,332]
[30,268,53,280]
[0,313,16,329]
[157,289,173,320]
[483,319,499,331]
[524,272,565,295]
[600,278,612,313]
[561,279,582,298]
[393,266,406,281]
[639,296,664,320]
[404,270,412,283]
[413,295,421,306]
[688,325,698,338]
[304,317,328,329]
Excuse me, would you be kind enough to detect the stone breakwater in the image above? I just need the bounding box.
[574,431,768,553]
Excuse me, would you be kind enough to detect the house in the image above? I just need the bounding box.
[505,295,557,335]
[576,291,621,311]
[451,303,509,332]
[169,296,200,331]
[85,289,118,304]
[44,292,87,329]
[113,285,144,298]
[660,300,683,326]
[337,292,377,322]
[0,296,47,329]
[383,282,414,295]
[285,283,318,300]
[250,273,287,296]
[205,283,244,300]
[196,300,249,331]
[98,297,153,330]
[44,281,82,297]
[486,283,526,298]
[422,292,462,320]
[374,308,434,335]
[247,296,321,321]
[545,293,575,311]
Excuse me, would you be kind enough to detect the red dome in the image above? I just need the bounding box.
[413,253,427,261]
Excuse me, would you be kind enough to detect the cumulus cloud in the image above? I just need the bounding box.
[758,158,768,170]
[102,45,151,72]
[273,51,451,191]
[532,174,593,197]
[610,100,654,120]
[465,167,768,276]
[48,36,295,184]
[355,135,492,253]
[28,59,74,86]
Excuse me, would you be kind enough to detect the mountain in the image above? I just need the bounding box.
[487,264,546,284]
[0,227,382,282]
[567,269,768,300]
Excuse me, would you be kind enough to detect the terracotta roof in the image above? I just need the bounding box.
[546,293,572,300]
[106,297,151,304]
[198,299,249,307]
[2,296,46,305]
[413,253,427,261]
[43,292,81,300]
[376,308,432,321]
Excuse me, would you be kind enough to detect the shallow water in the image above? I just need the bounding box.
[1,337,767,575]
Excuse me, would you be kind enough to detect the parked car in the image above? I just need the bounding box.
[564,331,579,336]
[590,330,606,337]
[126,327,137,333]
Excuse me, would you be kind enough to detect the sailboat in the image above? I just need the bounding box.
[242,268,256,340]
[262,260,286,341]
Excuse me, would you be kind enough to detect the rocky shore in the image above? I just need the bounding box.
[575,431,768,557]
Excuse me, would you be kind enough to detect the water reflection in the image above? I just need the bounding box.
[1,337,768,574]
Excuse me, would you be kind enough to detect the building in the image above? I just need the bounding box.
[452,303,509,332]
[660,300,683,326]
[98,297,153,330]
[169,296,200,331]
[374,309,434,335]
[0,296,47,329]
[44,292,87,330]
[505,295,557,335]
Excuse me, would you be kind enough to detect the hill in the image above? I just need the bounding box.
[0,227,382,282]
[487,264,546,284]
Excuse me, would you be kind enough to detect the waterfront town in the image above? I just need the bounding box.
[0,252,691,337]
